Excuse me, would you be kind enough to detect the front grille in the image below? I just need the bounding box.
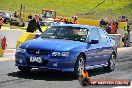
[27,49,51,55]
[26,59,49,66]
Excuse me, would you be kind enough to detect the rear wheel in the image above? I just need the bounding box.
[18,66,32,72]
[74,55,85,77]
[104,53,116,72]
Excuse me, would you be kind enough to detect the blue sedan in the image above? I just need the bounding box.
[15,24,117,76]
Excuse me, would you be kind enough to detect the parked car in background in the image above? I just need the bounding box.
[0,12,13,23]
[10,17,25,27]
[15,24,117,76]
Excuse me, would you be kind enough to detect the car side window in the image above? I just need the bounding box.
[89,28,100,41]
[98,28,109,43]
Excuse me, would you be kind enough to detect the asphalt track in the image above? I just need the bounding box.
[0,47,132,88]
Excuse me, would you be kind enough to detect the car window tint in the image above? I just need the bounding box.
[89,28,100,41]
[98,28,109,43]
[40,26,88,42]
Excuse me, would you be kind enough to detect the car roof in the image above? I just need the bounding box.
[52,24,97,29]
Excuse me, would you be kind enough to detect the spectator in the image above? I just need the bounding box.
[122,34,128,47]
[115,20,119,31]
[118,16,128,22]
[122,24,130,47]
[115,20,118,27]
[14,11,18,18]
[109,18,113,25]
[65,19,69,24]
[110,21,117,34]
[124,24,130,34]
[121,16,126,22]
[0,16,4,29]
[72,16,79,24]
[26,15,42,33]
[63,18,67,23]
[28,14,32,20]
[99,18,107,29]
[104,18,108,24]
[69,20,73,24]
[105,24,111,34]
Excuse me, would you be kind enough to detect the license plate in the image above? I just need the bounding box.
[30,56,42,63]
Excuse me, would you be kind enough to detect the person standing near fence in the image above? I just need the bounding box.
[72,16,79,24]
[28,14,32,21]
[123,24,130,47]
[105,23,111,34]
[110,21,117,34]
[99,18,107,29]
[26,15,42,33]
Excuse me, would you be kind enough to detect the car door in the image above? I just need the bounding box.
[98,28,113,64]
[85,28,103,66]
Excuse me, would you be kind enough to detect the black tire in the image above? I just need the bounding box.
[74,55,86,77]
[79,78,89,86]
[104,53,116,72]
[18,66,31,72]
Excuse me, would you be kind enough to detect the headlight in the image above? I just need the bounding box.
[52,52,69,57]
[17,47,26,53]
[61,52,69,56]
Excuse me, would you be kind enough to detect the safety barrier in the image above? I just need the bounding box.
[16,32,41,48]
[108,34,123,47]
[0,48,4,57]
[16,27,47,48]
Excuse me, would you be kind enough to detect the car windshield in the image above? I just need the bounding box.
[40,26,88,42]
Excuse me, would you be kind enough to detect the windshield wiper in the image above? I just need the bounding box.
[41,36,56,39]
[41,36,51,38]
[55,37,64,39]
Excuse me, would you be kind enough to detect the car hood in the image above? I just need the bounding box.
[20,38,87,51]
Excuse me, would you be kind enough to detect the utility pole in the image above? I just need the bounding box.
[112,0,114,4]
[19,3,23,18]
[23,4,25,17]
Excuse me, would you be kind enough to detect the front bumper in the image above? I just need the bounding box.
[15,53,77,72]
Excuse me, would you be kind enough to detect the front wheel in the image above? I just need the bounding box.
[18,66,32,72]
[104,53,116,72]
[74,55,85,77]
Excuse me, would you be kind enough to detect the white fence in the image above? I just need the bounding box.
[0,29,25,49]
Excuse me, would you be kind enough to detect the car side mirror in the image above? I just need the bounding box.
[34,34,40,39]
[89,40,99,44]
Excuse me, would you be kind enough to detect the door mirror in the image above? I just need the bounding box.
[90,40,99,44]
[34,34,40,39]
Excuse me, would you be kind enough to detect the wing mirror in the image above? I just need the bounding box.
[89,40,99,44]
[34,34,40,39]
